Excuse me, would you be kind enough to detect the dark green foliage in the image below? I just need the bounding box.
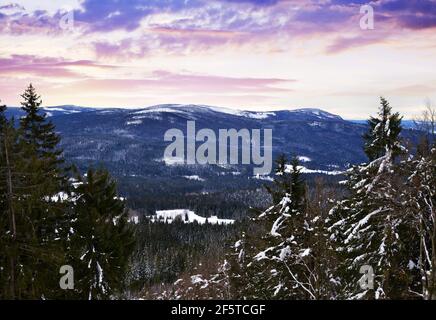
[265,154,290,204]
[289,157,307,213]
[0,100,61,299]
[1,86,135,300]
[20,84,62,159]
[70,169,135,299]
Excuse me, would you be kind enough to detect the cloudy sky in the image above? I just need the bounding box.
[0,0,435,118]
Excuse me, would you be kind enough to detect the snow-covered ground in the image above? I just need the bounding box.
[253,174,274,181]
[149,209,234,225]
[289,165,343,175]
[297,156,312,162]
[183,175,205,182]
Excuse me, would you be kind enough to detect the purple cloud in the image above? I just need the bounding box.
[0,55,116,78]
[377,0,436,30]
[1,0,436,57]
[60,70,295,96]
[74,0,204,32]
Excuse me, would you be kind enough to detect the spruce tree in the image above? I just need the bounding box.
[328,98,413,299]
[242,156,330,299]
[405,143,436,299]
[364,97,403,161]
[20,84,62,161]
[16,85,71,299]
[0,102,46,299]
[71,169,135,299]
[265,154,291,204]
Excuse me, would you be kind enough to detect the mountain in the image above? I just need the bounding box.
[3,104,377,203]
[7,103,421,215]
[43,105,367,166]
[6,104,367,174]
[5,105,99,118]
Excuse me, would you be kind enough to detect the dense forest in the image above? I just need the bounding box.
[1,85,435,300]
[146,98,436,300]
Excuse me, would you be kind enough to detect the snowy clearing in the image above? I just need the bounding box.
[149,209,234,225]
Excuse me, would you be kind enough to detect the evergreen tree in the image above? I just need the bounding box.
[20,84,62,162]
[405,143,436,299]
[2,88,135,300]
[71,169,135,299]
[0,101,50,299]
[17,85,71,298]
[364,97,403,161]
[239,156,332,299]
[328,98,413,299]
[265,154,290,204]
[289,157,306,213]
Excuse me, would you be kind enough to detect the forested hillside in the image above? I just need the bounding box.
[1,86,435,300]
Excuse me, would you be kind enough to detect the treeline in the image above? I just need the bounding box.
[162,98,436,300]
[0,85,135,299]
[125,186,271,220]
[128,219,240,297]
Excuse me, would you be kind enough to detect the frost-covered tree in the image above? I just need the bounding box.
[364,97,403,161]
[328,98,414,299]
[405,143,436,299]
[242,157,335,299]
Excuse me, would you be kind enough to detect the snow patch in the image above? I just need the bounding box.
[253,174,274,181]
[126,120,142,125]
[285,165,342,176]
[149,209,234,225]
[183,175,205,182]
[297,156,311,162]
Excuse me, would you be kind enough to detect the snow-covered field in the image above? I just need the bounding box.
[285,165,343,176]
[149,209,234,225]
[183,175,205,182]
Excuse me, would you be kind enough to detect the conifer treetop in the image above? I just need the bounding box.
[19,84,61,157]
[364,97,403,161]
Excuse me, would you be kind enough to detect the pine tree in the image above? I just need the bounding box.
[364,97,403,161]
[265,154,290,204]
[71,169,135,299]
[289,157,306,213]
[0,101,49,299]
[20,84,62,162]
[15,85,71,298]
[240,156,333,299]
[2,87,135,300]
[328,98,413,299]
[405,143,436,299]
[19,84,67,192]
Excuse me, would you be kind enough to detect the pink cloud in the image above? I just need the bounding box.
[0,54,117,78]
[326,34,389,54]
[44,71,295,98]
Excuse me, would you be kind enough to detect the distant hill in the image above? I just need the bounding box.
[4,104,418,199]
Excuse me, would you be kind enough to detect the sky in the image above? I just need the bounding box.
[0,0,435,119]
